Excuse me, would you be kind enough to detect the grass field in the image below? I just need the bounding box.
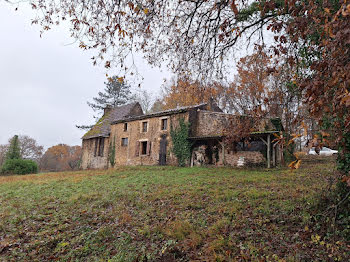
[0,161,348,261]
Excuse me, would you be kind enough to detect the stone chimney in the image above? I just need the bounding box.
[104,105,113,115]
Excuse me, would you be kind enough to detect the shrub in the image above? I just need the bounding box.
[1,159,38,175]
[108,139,116,167]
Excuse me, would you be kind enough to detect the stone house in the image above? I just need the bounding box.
[81,103,143,169]
[81,101,283,169]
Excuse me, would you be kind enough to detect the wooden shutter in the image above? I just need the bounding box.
[135,141,140,157]
[147,141,151,156]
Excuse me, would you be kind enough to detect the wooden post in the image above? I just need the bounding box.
[267,134,271,168]
[272,143,276,167]
[190,150,194,167]
[222,142,226,165]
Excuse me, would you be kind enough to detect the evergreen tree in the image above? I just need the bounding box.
[87,76,133,112]
[6,135,21,160]
[77,76,135,130]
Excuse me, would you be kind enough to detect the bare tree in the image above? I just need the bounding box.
[149,99,165,113]
[0,144,9,166]
[134,89,153,114]
[18,135,44,163]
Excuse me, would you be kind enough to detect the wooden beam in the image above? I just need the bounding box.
[260,137,268,146]
[190,151,194,167]
[272,143,276,167]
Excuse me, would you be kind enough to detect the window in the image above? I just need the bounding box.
[161,118,168,130]
[121,138,128,147]
[94,138,98,157]
[124,123,128,132]
[142,121,148,132]
[141,141,147,155]
[97,137,104,157]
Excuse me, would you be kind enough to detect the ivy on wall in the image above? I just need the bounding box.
[170,118,192,167]
[108,139,116,167]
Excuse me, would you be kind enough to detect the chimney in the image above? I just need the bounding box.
[104,105,113,115]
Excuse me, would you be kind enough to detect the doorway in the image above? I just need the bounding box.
[159,135,167,165]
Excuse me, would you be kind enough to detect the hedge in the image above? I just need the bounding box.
[1,159,38,175]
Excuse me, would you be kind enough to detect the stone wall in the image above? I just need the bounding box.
[193,110,277,138]
[110,112,190,166]
[81,137,109,169]
[219,151,266,167]
[193,111,230,137]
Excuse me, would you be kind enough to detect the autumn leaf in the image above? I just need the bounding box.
[321,131,330,137]
[230,1,239,15]
[288,159,301,169]
[341,176,350,187]
[143,8,149,15]
[117,77,124,83]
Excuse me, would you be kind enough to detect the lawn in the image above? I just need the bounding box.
[0,161,348,261]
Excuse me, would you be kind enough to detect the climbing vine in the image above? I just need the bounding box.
[170,119,192,167]
[108,138,116,168]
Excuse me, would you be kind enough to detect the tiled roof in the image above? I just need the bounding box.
[83,103,140,139]
[111,103,209,124]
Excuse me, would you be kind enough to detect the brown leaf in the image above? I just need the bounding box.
[230,1,239,15]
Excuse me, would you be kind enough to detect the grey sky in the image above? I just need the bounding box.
[0,2,171,149]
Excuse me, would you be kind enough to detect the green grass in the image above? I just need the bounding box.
[0,162,348,261]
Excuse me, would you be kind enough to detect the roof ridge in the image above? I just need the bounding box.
[82,102,140,139]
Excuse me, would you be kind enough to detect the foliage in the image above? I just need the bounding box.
[14,0,350,232]
[77,76,134,130]
[0,161,348,260]
[108,139,116,167]
[89,76,133,111]
[0,159,38,175]
[40,144,82,172]
[0,135,43,163]
[162,77,223,110]
[5,135,21,160]
[170,119,192,166]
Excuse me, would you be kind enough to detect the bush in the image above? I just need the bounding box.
[1,159,38,175]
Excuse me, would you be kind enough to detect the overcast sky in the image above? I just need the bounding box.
[0,2,172,149]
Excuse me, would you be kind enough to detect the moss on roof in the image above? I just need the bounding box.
[82,103,141,140]
[82,113,109,139]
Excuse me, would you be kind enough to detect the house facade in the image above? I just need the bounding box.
[81,101,283,169]
[81,103,143,169]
